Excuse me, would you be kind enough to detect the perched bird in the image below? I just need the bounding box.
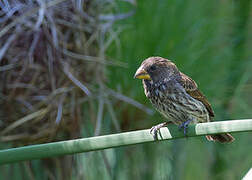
[134,56,234,143]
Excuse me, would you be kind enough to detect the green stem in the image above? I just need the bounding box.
[0,119,251,165]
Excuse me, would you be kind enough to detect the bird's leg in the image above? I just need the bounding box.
[150,122,170,140]
[179,119,192,136]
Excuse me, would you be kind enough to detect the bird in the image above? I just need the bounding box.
[134,56,234,143]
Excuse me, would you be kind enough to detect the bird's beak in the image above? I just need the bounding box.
[134,67,151,80]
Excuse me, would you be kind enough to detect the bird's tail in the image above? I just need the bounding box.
[206,133,235,143]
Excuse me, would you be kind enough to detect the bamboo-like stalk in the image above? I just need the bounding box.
[0,119,251,165]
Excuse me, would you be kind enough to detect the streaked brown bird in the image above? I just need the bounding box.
[134,56,234,143]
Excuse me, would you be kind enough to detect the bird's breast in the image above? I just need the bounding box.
[143,80,210,123]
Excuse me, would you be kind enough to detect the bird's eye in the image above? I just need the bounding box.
[150,65,156,71]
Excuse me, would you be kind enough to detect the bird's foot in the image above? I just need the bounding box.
[179,119,192,136]
[150,122,169,140]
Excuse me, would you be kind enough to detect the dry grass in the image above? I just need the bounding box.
[0,0,148,147]
[0,0,146,177]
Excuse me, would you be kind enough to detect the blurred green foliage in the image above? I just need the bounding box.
[105,0,252,179]
[1,0,252,179]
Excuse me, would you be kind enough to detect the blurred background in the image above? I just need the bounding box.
[1,0,252,179]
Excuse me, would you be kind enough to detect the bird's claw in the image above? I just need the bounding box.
[179,119,192,136]
[150,126,159,140]
[150,122,168,140]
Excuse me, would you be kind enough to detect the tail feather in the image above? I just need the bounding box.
[206,133,235,143]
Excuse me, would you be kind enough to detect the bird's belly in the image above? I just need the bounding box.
[150,91,209,124]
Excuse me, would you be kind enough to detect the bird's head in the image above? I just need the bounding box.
[134,57,179,83]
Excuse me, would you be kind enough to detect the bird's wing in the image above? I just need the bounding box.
[179,72,215,117]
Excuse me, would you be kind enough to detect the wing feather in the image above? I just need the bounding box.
[179,72,214,117]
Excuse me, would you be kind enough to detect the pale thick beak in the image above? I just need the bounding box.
[134,67,151,80]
